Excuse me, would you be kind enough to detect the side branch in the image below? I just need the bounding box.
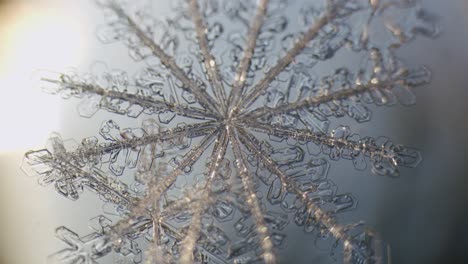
[238,128,390,264]
[187,0,228,113]
[240,121,421,176]
[180,129,229,264]
[107,3,221,114]
[70,121,217,165]
[24,148,136,204]
[112,129,219,239]
[22,121,218,201]
[229,128,276,264]
[241,67,425,120]
[241,78,395,120]
[227,0,270,114]
[43,77,219,120]
[235,128,372,261]
[236,10,334,112]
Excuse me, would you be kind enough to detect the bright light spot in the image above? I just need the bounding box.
[0,3,87,151]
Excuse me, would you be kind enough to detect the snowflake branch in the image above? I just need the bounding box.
[227,0,270,115]
[42,76,220,120]
[22,121,217,202]
[235,127,377,262]
[72,121,217,167]
[24,148,136,203]
[240,120,421,177]
[187,0,228,114]
[242,77,394,120]
[236,8,336,112]
[242,66,429,120]
[230,127,276,264]
[180,129,229,264]
[237,128,392,264]
[112,129,218,241]
[106,2,221,115]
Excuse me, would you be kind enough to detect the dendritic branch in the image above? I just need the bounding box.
[111,129,218,240]
[241,120,421,176]
[23,149,135,203]
[41,75,219,120]
[230,127,276,264]
[241,66,430,120]
[43,121,215,171]
[235,127,387,263]
[227,0,270,115]
[237,5,342,112]
[187,0,228,114]
[103,1,221,114]
[180,129,229,264]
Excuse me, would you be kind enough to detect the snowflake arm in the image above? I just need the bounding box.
[112,129,219,238]
[241,120,422,176]
[23,148,135,203]
[187,0,228,114]
[237,2,348,112]
[40,74,219,120]
[100,1,221,115]
[22,120,218,202]
[242,65,430,121]
[230,128,276,264]
[180,129,229,264]
[227,0,270,113]
[235,127,387,263]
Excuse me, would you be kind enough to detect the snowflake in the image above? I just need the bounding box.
[21,0,438,263]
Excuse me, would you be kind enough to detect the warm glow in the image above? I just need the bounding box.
[0,2,86,151]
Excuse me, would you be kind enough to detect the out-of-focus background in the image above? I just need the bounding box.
[0,0,467,263]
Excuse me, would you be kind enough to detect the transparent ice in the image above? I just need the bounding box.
[22,0,438,263]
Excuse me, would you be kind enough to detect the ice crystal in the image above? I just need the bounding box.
[22,0,438,263]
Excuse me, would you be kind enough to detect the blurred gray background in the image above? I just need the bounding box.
[0,0,467,263]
